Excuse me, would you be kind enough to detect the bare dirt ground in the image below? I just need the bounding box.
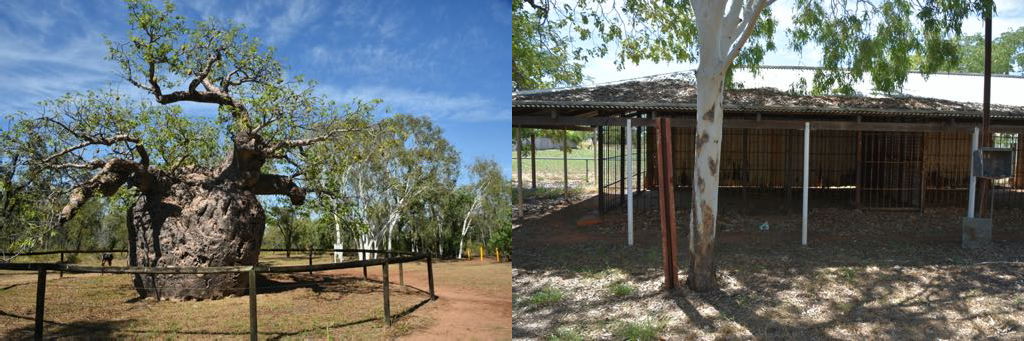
[0,253,511,340]
[514,192,1024,340]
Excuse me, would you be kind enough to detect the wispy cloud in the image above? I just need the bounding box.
[266,0,324,43]
[321,85,508,122]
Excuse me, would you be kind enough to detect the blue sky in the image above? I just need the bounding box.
[0,0,511,183]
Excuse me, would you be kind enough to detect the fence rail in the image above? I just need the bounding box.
[0,248,436,341]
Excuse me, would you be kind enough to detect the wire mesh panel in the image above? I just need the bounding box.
[599,126,624,210]
[992,133,1023,209]
[860,132,923,210]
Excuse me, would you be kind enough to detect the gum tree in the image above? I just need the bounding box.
[11,0,371,299]
[519,0,992,291]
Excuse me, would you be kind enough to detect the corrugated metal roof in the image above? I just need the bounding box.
[513,77,1024,120]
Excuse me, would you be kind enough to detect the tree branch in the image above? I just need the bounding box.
[41,134,141,164]
[722,0,773,72]
[57,158,146,224]
[253,173,306,205]
[266,128,362,156]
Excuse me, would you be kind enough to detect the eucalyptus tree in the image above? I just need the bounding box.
[7,0,372,299]
[457,158,507,258]
[308,114,459,258]
[518,0,994,291]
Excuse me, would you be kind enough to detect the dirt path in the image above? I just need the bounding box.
[330,261,512,340]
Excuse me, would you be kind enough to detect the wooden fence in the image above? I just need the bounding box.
[0,248,436,341]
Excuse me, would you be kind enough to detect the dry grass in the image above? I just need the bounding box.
[0,252,442,339]
[514,197,1024,340]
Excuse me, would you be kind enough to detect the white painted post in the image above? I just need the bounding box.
[802,122,810,246]
[968,127,979,218]
[626,119,634,245]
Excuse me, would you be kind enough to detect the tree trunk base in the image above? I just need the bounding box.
[128,183,265,300]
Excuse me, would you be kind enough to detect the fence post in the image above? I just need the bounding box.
[479,245,483,262]
[362,251,368,279]
[496,248,500,262]
[427,254,436,301]
[248,268,257,341]
[308,248,313,275]
[35,268,46,341]
[382,254,391,326]
[399,262,405,288]
[59,252,63,279]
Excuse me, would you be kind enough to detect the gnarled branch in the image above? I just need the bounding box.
[58,158,147,224]
[253,173,306,205]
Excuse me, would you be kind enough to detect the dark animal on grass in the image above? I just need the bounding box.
[101,253,114,267]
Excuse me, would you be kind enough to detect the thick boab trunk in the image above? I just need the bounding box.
[128,180,265,300]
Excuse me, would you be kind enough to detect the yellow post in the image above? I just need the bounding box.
[466,247,471,259]
[479,245,484,262]
[496,248,500,262]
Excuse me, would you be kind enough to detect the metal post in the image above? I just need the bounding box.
[248,268,257,341]
[427,254,436,301]
[530,133,537,189]
[626,119,634,246]
[969,127,979,218]
[598,126,605,213]
[516,127,524,218]
[655,118,678,289]
[308,248,313,275]
[59,252,63,279]
[362,251,368,279]
[563,129,569,200]
[620,126,626,202]
[382,255,391,326]
[35,269,46,341]
[979,3,993,217]
[802,122,810,246]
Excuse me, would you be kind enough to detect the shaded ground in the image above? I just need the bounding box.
[514,192,1024,340]
[0,253,511,340]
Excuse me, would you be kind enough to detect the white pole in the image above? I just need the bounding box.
[802,122,810,246]
[626,119,634,246]
[968,127,979,218]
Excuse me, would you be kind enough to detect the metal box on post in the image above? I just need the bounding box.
[972,147,1015,179]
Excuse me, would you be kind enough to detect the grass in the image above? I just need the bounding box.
[612,318,665,341]
[528,285,564,307]
[548,326,584,341]
[608,281,637,297]
[514,146,647,186]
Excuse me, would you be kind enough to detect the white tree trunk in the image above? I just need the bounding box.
[687,0,772,291]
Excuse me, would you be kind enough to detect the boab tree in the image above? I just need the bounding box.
[518,0,992,291]
[14,0,372,299]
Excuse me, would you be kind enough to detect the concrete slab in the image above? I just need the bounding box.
[961,217,992,249]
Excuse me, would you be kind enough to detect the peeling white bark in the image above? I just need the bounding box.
[687,0,773,291]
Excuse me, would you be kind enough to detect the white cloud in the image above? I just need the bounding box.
[266,0,323,43]
[321,85,507,122]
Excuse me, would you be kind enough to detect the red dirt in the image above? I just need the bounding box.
[329,261,512,340]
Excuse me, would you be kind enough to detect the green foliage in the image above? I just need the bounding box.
[548,327,585,341]
[912,26,1024,74]
[517,0,994,95]
[513,0,587,90]
[790,0,992,95]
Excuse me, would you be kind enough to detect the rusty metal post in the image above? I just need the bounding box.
[382,254,391,326]
[248,268,257,341]
[655,117,678,289]
[427,254,436,301]
[35,268,46,341]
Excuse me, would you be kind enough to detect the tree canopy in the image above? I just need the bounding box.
[515,0,998,94]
